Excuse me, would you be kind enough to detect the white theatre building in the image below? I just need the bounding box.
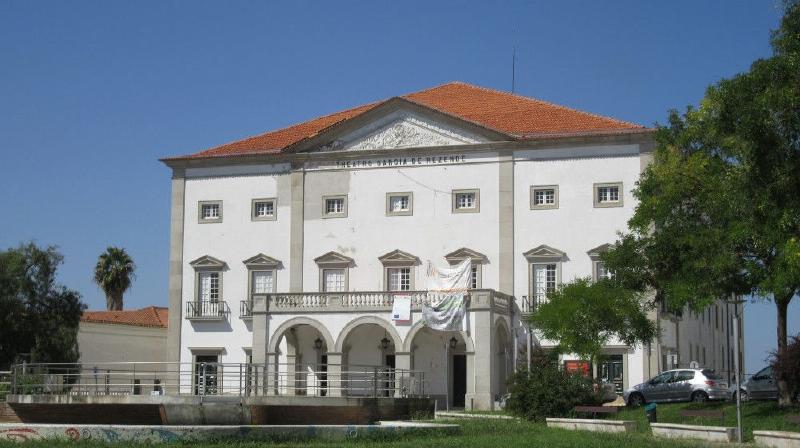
[161,82,743,409]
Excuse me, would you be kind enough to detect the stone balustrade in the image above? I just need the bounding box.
[255,289,513,315]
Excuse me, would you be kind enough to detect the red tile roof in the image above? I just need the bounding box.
[173,82,648,160]
[81,306,168,328]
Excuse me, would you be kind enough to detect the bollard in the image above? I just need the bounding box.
[645,402,657,423]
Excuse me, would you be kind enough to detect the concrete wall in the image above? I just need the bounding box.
[78,322,167,364]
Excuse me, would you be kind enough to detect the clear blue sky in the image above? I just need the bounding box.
[1,0,796,373]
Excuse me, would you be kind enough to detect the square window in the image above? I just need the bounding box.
[198,201,222,223]
[593,182,623,208]
[386,192,413,216]
[530,185,559,210]
[452,189,480,213]
[251,198,276,221]
[387,267,411,291]
[323,195,347,218]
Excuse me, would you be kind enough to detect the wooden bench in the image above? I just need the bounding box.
[680,409,724,425]
[574,406,619,418]
[787,414,800,424]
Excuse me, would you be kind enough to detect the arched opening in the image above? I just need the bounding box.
[271,321,332,396]
[342,323,397,397]
[494,319,512,397]
[337,319,400,397]
[408,326,470,409]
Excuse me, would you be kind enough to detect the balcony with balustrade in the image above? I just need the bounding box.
[252,289,513,315]
[186,300,230,321]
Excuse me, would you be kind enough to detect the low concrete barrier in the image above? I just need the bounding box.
[0,422,460,443]
[754,430,800,448]
[545,418,636,433]
[651,422,738,443]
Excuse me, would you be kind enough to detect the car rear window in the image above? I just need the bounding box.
[702,369,722,380]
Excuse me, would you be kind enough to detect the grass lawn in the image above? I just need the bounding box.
[0,419,711,448]
[613,400,800,441]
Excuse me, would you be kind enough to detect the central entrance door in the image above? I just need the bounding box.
[452,354,467,408]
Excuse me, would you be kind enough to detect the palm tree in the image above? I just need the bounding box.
[93,247,136,311]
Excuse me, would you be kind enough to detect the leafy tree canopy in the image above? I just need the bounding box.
[528,278,657,364]
[0,243,86,368]
[603,1,800,404]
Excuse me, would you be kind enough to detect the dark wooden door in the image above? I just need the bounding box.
[453,354,467,408]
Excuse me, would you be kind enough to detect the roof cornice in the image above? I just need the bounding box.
[161,129,655,171]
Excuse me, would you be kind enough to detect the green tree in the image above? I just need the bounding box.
[93,247,135,311]
[604,2,800,405]
[0,243,85,368]
[528,278,657,372]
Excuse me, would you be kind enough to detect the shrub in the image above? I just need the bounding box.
[770,333,800,403]
[506,349,599,421]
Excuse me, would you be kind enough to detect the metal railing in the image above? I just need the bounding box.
[520,295,544,314]
[6,362,427,399]
[240,300,253,319]
[186,300,230,320]
[0,370,10,401]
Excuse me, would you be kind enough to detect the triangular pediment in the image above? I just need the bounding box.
[242,253,282,268]
[288,98,510,153]
[189,255,227,269]
[314,251,354,267]
[444,247,488,264]
[523,245,566,261]
[587,243,613,259]
[379,249,420,266]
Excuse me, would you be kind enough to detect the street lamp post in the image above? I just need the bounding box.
[732,299,745,444]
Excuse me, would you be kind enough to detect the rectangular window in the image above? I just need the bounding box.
[387,267,411,291]
[251,198,276,221]
[386,192,413,216]
[198,201,223,223]
[593,182,623,208]
[251,271,274,295]
[595,261,612,281]
[452,189,480,213]
[530,185,559,210]
[198,272,220,301]
[470,265,479,289]
[323,195,347,218]
[532,264,557,302]
[322,269,345,292]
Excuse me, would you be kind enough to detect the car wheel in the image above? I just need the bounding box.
[736,390,749,402]
[691,391,708,403]
[627,393,644,407]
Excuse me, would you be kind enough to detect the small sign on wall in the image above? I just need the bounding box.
[564,360,591,377]
[391,295,412,325]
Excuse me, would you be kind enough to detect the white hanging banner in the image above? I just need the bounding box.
[422,259,470,331]
[391,295,412,322]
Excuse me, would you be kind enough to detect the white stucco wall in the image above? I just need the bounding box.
[302,157,500,292]
[180,163,292,365]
